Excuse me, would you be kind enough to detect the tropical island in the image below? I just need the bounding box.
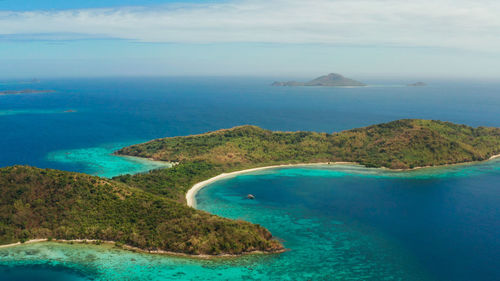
[1,119,499,257]
[0,89,55,96]
[271,73,366,87]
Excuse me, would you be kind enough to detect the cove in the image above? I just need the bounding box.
[195,160,500,280]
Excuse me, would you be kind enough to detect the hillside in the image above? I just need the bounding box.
[0,166,283,255]
[115,119,500,201]
[117,119,500,169]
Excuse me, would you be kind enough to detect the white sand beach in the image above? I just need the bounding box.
[186,154,500,208]
[186,162,355,208]
[0,239,48,249]
[489,154,500,160]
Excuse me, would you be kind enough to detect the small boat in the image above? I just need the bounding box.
[246,194,255,200]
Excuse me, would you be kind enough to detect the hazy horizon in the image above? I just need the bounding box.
[1,0,500,79]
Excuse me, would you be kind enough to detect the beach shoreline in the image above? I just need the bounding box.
[3,155,498,256]
[0,239,48,249]
[186,162,355,208]
[0,239,285,259]
[490,154,500,160]
[186,154,500,208]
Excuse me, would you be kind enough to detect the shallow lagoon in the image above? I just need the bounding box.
[46,143,172,178]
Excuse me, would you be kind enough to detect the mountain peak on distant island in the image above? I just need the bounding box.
[272,73,366,87]
[316,73,347,81]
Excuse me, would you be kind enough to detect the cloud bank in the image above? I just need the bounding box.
[1,0,500,52]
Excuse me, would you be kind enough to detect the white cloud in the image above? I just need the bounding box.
[1,0,500,52]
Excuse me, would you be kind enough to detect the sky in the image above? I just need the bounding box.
[1,0,500,79]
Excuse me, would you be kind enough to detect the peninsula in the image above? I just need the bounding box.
[272,73,366,87]
[0,166,283,256]
[0,89,55,96]
[115,119,500,202]
[1,119,499,257]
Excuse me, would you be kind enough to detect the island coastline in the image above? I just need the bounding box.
[186,162,355,207]
[1,154,500,257]
[490,154,500,160]
[2,120,499,259]
[0,239,285,259]
[186,155,500,208]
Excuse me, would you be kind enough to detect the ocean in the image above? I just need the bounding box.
[0,77,499,280]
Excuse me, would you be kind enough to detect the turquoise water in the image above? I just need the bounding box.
[46,143,172,178]
[196,160,500,280]
[1,161,499,280]
[1,78,500,280]
[0,242,282,280]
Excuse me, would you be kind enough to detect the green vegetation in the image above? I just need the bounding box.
[2,119,499,256]
[116,161,227,201]
[117,119,500,169]
[0,166,283,255]
[115,119,500,200]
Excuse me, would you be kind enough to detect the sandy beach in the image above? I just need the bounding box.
[0,239,48,249]
[0,238,284,258]
[186,154,500,208]
[186,162,355,208]
[489,154,500,160]
[0,239,116,249]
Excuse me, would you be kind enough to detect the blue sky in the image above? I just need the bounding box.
[0,0,215,10]
[1,0,500,79]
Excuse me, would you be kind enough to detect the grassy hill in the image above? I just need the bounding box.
[0,166,283,255]
[117,119,500,169]
[114,119,500,201]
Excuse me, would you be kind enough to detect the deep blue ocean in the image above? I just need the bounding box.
[0,77,499,280]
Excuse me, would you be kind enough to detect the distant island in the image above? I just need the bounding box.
[407,82,427,87]
[0,89,55,96]
[272,73,366,87]
[1,119,499,257]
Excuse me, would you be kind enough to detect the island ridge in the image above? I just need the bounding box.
[114,119,500,202]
